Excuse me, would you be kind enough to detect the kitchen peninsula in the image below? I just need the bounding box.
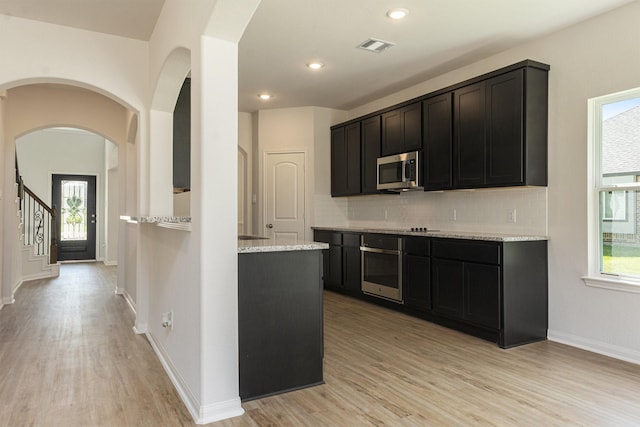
[237,237,327,401]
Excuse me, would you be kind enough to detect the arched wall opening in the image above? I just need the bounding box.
[148,47,191,217]
[1,82,137,304]
[16,127,118,265]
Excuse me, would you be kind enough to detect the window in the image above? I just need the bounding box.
[586,88,640,289]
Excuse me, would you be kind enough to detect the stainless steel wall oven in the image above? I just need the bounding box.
[360,234,403,303]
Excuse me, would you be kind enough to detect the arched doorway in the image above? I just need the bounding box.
[2,83,137,304]
[16,127,119,263]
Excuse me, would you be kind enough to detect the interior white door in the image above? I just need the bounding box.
[264,152,305,242]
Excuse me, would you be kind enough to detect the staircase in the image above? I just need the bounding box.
[16,167,60,280]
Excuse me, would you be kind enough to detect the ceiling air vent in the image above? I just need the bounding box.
[357,38,395,53]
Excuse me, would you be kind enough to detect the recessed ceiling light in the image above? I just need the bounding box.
[307,62,324,70]
[386,8,409,20]
[258,93,271,100]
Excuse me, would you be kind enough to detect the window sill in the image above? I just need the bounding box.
[582,275,640,294]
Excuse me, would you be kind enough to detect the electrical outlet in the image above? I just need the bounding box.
[162,311,173,329]
[507,209,517,223]
[451,208,457,221]
[384,209,388,220]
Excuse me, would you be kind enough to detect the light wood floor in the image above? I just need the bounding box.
[3,264,640,426]
[0,263,194,426]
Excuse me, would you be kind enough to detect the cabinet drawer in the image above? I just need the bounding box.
[362,234,401,251]
[431,239,500,264]
[314,230,342,245]
[343,233,361,248]
[404,237,430,256]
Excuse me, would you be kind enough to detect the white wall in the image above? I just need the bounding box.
[337,1,640,362]
[16,128,108,260]
[106,141,119,265]
[0,16,144,304]
[256,106,348,241]
[0,93,6,304]
[145,0,261,423]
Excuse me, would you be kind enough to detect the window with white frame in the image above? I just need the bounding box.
[588,89,640,284]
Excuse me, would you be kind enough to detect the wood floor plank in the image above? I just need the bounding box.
[3,265,640,426]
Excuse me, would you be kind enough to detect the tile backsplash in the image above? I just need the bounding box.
[315,187,548,236]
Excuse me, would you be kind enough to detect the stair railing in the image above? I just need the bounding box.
[18,177,58,264]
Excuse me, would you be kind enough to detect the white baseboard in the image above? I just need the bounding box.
[4,279,24,304]
[121,290,136,314]
[548,329,640,365]
[133,322,148,334]
[199,398,245,424]
[145,331,244,425]
[21,267,59,282]
[103,260,118,266]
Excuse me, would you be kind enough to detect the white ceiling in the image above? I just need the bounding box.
[0,0,165,40]
[0,0,635,113]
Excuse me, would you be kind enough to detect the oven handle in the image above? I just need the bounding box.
[360,246,401,255]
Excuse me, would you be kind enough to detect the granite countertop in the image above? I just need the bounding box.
[238,238,328,253]
[311,226,548,242]
[120,216,191,231]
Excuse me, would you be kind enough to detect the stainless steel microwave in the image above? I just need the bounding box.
[377,151,423,191]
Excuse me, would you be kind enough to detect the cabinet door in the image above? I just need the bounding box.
[325,244,343,289]
[361,116,381,194]
[454,82,486,188]
[431,258,464,319]
[330,127,347,196]
[381,102,423,156]
[423,93,453,191]
[343,246,362,293]
[486,69,524,186]
[381,109,402,156]
[331,123,361,196]
[344,123,362,194]
[464,263,500,329]
[405,254,431,311]
[401,102,423,152]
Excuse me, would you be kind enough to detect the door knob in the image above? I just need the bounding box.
[266,224,273,229]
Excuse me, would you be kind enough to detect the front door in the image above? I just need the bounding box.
[52,174,97,261]
[264,152,305,241]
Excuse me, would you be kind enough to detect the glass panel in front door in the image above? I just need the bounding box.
[60,180,88,241]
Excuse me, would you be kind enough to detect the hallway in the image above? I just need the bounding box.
[0,264,194,426]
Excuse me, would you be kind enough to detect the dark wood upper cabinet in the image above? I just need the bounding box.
[423,93,453,191]
[453,81,487,188]
[329,60,549,197]
[331,123,361,196]
[381,102,422,156]
[173,78,191,190]
[361,116,381,194]
[486,70,524,186]
[453,66,548,189]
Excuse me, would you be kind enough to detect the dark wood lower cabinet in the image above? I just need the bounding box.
[343,245,361,292]
[314,229,548,348]
[463,263,500,329]
[432,259,499,330]
[404,254,431,310]
[314,230,361,296]
[431,238,546,347]
[431,258,464,319]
